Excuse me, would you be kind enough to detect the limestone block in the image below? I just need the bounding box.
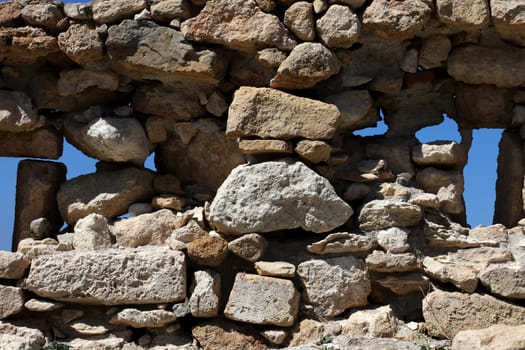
[189,270,221,318]
[423,256,478,293]
[284,2,315,41]
[436,0,490,30]
[110,309,177,328]
[187,236,229,267]
[480,265,525,299]
[324,90,374,130]
[0,252,29,279]
[316,4,360,48]
[0,286,24,320]
[25,248,186,305]
[21,4,63,32]
[192,322,267,350]
[307,232,375,255]
[73,213,112,251]
[228,233,267,262]
[225,273,300,326]
[92,0,147,24]
[208,160,353,234]
[359,199,423,232]
[57,70,119,96]
[376,227,410,253]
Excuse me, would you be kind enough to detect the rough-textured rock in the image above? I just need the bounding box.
[412,141,464,167]
[423,256,478,293]
[21,4,63,32]
[452,324,525,350]
[307,232,375,255]
[92,0,147,24]
[13,160,66,250]
[25,248,186,305]
[491,0,525,47]
[294,140,332,164]
[342,305,399,338]
[151,0,191,22]
[375,227,410,253]
[270,43,341,89]
[423,290,525,339]
[192,322,267,350]
[208,160,353,234]
[324,90,374,130]
[297,257,370,317]
[366,251,419,273]
[113,209,191,247]
[224,273,299,326]
[418,35,452,69]
[316,4,360,48]
[0,90,44,133]
[151,195,187,211]
[227,233,267,262]
[254,261,296,278]
[284,2,315,41]
[376,272,429,295]
[363,0,432,40]
[359,199,423,231]
[63,2,91,20]
[0,252,29,279]
[24,298,63,312]
[73,214,112,251]
[57,167,154,225]
[0,27,59,65]
[0,286,24,320]
[57,70,119,96]
[180,0,296,52]
[67,337,126,350]
[57,24,104,65]
[479,265,525,299]
[187,235,229,267]
[436,0,490,30]
[448,46,525,88]
[227,87,341,140]
[110,309,177,328]
[0,1,22,27]
[189,270,221,318]
[0,322,45,348]
[238,139,293,155]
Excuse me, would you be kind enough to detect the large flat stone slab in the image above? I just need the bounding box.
[24,247,186,305]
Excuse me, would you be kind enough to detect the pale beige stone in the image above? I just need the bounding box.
[254,261,296,278]
[228,233,267,262]
[110,309,177,328]
[418,35,452,69]
[0,286,24,319]
[92,0,147,24]
[366,251,419,273]
[423,256,478,293]
[342,305,398,337]
[295,140,332,164]
[307,232,375,255]
[0,252,29,279]
[452,324,525,350]
[284,2,315,41]
[151,195,187,211]
[189,270,221,318]
[437,0,490,30]
[238,139,293,155]
[24,298,64,312]
[359,199,423,231]
[73,213,112,251]
[316,4,360,48]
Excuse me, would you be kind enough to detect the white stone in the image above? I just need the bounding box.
[189,270,221,318]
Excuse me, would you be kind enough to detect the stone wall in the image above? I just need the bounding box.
[1,0,525,349]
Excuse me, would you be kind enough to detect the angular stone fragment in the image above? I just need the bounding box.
[189,270,221,318]
[209,160,353,234]
[228,233,267,262]
[238,140,293,155]
[363,0,431,40]
[418,35,452,69]
[63,2,92,20]
[24,298,63,312]
[225,273,299,326]
[57,167,154,225]
[0,322,45,348]
[295,140,332,164]
[57,70,119,96]
[25,248,186,305]
[324,90,374,130]
[452,324,525,350]
[448,46,525,88]
[0,286,24,320]
[366,251,419,273]
[423,256,478,293]
[491,0,525,47]
[0,252,29,279]
[297,257,370,317]
[192,322,267,350]
[342,305,399,338]
[110,308,177,328]
[255,261,296,278]
[73,214,112,251]
[316,4,360,48]
[376,272,429,295]
[480,265,525,299]
[21,4,63,32]
[270,43,341,89]
[113,209,191,247]
[359,200,423,232]
[67,337,126,349]
[423,290,525,338]
[92,0,147,24]
[57,24,104,65]
[0,27,59,65]
[13,160,66,250]
[0,1,22,27]
[416,168,463,194]
[307,233,375,255]
[151,195,186,211]
[284,2,315,41]
[365,137,414,175]
[376,227,410,253]
[181,0,296,52]
[151,0,191,22]
[436,0,490,30]
[412,141,464,167]
[227,87,341,140]
[0,90,44,133]
[187,236,229,267]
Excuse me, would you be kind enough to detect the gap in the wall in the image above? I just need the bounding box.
[353,108,389,137]
[416,114,462,143]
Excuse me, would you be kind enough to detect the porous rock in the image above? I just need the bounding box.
[284,2,315,41]
[359,199,423,231]
[0,252,29,279]
[110,308,177,328]
[0,90,44,133]
[316,4,360,48]
[57,24,104,65]
[208,159,353,234]
[73,213,112,251]
[189,270,221,318]
[227,233,267,262]
[451,324,525,350]
[436,0,490,30]
[187,236,229,267]
[0,286,25,320]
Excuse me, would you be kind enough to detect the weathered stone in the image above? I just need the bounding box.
[270,43,341,89]
[316,4,360,48]
[111,309,177,328]
[57,24,104,65]
[238,139,293,155]
[412,141,463,167]
[168,220,208,245]
[151,195,186,211]
[187,236,229,267]
[307,232,375,255]
[208,160,353,234]
[363,0,431,40]
[452,324,525,350]
[227,87,341,140]
[256,0,276,12]
[206,91,229,117]
[181,0,296,52]
[0,90,44,133]
[418,35,452,69]
[376,227,410,253]
[0,286,24,320]
[423,290,525,338]
[225,273,299,326]
[0,252,29,279]
[342,305,398,338]
[73,214,112,251]
[288,318,342,347]
[21,3,63,32]
[0,27,59,65]
[254,261,296,278]
[375,272,429,295]
[0,322,45,349]
[92,0,147,24]
[436,0,490,30]
[57,167,154,225]
[297,257,370,317]
[24,298,64,312]
[228,233,267,262]
[423,256,478,293]
[63,2,92,20]
[57,70,119,96]
[365,137,414,175]
[192,322,267,350]
[448,46,525,88]
[189,270,221,318]
[410,192,440,209]
[67,337,126,350]
[17,238,71,259]
[0,1,22,27]
[491,0,525,47]
[366,251,419,273]
[284,2,315,41]
[107,20,225,86]
[25,247,186,305]
[424,217,497,249]
[260,329,287,345]
[359,199,423,232]
[295,140,332,164]
[113,209,191,247]
[416,168,463,194]
[13,160,66,250]
[480,265,525,299]
[324,90,374,130]
[128,203,153,217]
[151,0,191,22]
[437,184,465,216]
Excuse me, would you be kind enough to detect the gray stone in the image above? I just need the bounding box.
[73,213,112,251]
[239,139,293,155]
[359,200,423,232]
[412,141,464,167]
[0,252,29,279]
[343,183,371,202]
[224,273,300,326]
[316,4,360,48]
[366,251,419,273]
[227,87,341,140]
[29,218,53,240]
[375,272,429,295]
[25,247,186,305]
[0,90,44,133]
[0,286,24,320]
[342,305,399,338]
[271,43,341,89]
[480,265,525,299]
[110,309,177,328]
[228,233,267,262]
[208,160,353,234]
[307,232,375,255]
[294,140,332,164]
[189,270,221,318]
[284,2,315,41]
[297,257,370,317]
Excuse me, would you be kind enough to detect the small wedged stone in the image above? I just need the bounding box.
[224,273,300,326]
[316,4,360,48]
[307,232,375,255]
[0,27,59,65]
[479,265,525,299]
[110,309,177,328]
[359,199,423,232]
[254,261,296,278]
[24,298,64,312]
[238,139,293,155]
[284,2,315,41]
[228,233,267,262]
[342,305,399,338]
[375,272,429,295]
[208,160,352,234]
[189,270,221,318]
[294,140,332,164]
[92,0,147,24]
[227,87,341,140]
[187,236,229,267]
[24,247,186,305]
[0,286,24,320]
[366,251,419,273]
